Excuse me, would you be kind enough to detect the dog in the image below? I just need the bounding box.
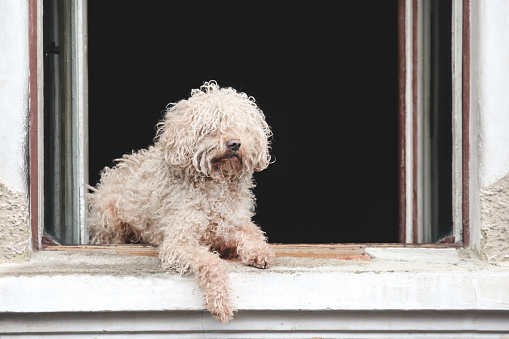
[88,81,274,322]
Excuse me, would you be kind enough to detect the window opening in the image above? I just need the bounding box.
[43,1,458,245]
[88,1,399,244]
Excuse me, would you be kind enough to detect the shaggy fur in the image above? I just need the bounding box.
[88,81,274,322]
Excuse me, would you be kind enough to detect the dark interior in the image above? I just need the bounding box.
[88,1,400,243]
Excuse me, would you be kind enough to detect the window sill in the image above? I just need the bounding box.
[1,246,509,314]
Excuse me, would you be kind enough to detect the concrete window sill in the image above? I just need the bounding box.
[1,247,509,314]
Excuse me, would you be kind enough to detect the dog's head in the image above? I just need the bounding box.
[156,81,272,180]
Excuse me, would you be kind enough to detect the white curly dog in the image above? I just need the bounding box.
[88,81,274,322]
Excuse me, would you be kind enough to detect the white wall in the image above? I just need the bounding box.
[472,0,509,189]
[0,1,29,194]
[469,0,509,260]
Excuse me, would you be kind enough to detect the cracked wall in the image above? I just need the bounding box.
[0,179,30,262]
[480,173,509,264]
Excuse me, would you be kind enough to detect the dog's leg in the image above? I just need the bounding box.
[159,238,237,323]
[88,194,134,244]
[230,222,275,269]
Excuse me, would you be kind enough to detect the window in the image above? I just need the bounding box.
[400,0,466,244]
[43,0,88,244]
[41,0,468,247]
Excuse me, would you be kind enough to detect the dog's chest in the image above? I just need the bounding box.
[195,186,247,240]
[199,185,239,216]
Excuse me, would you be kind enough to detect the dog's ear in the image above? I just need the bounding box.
[156,101,196,168]
[252,118,272,172]
[253,141,271,172]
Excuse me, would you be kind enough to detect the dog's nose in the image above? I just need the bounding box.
[226,139,241,152]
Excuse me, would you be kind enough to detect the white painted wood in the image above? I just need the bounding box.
[452,0,464,243]
[72,0,89,244]
[67,0,89,244]
[409,1,464,243]
[405,0,414,243]
[37,0,45,248]
[44,0,88,244]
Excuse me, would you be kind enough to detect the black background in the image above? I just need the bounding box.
[89,1,399,243]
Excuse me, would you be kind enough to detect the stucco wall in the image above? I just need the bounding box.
[0,179,29,262]
[480,174,509,263]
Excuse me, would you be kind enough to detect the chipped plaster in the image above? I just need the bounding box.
[480,173,509,264]
[0,179,30,262]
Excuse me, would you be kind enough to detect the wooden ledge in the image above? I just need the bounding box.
[43,244,369,260]
[42,243,462,261]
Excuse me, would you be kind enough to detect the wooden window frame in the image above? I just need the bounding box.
[30,0,471,255]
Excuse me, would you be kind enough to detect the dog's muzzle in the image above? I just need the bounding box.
[210,140,243,180]
[226,139,241,152]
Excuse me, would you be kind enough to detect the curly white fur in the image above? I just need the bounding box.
[88,81,274,322]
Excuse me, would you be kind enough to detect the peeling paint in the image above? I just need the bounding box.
[0,178,30,262]
[480,173,509,264]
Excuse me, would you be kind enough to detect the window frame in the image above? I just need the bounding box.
[32,0,471,251]
[41,0,88,245]
[398,0,470,245]
[29,0,42,250]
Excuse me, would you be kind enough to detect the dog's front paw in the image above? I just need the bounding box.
[242,248,275,269]
[211,303,236,323]
[205,292,237,323]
